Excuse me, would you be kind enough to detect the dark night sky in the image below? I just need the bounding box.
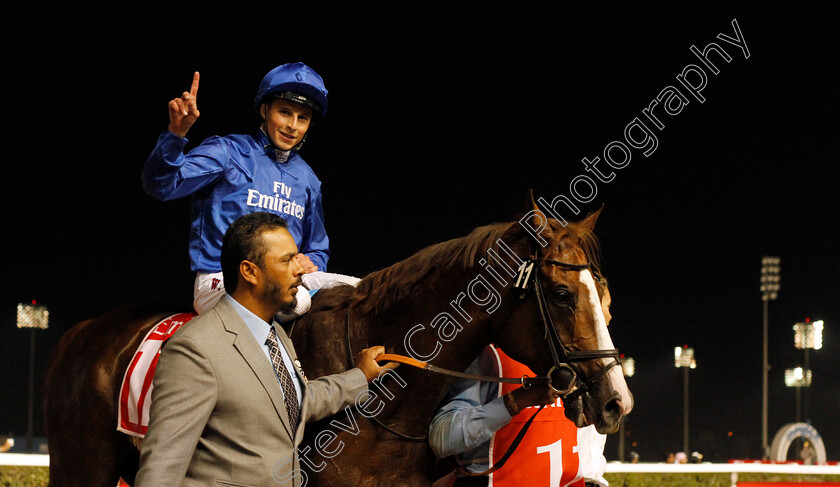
[1,4,838,463]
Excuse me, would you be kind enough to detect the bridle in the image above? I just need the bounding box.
[452,253,623,477]
[331,247,626,476]
[336,246,622,446]
[514,256,622,401]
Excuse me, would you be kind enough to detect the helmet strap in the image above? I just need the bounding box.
[294,132,308,151]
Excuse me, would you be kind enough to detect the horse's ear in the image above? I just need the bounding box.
[517,189,556,247]
[524,189,546,225]
[578,203,604,234]
[524,188,539,212]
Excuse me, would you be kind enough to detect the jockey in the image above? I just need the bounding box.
[142,62,359,318]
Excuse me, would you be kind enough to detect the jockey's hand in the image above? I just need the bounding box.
[508,384,556,414]
[295,253,319,274]
[356,346,400,382]
[168,71,200,138]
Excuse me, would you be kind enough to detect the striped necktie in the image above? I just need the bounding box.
[265,326,300,433]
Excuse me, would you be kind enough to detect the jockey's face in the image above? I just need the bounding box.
[257,228,304,313]
[261,99,313,151]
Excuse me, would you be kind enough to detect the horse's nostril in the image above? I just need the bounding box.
[603,397,622,419]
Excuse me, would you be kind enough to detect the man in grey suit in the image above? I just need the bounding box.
[135,212,395,486]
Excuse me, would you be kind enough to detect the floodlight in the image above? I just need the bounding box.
[785,367,812,388]
[17,302,49,329]
[794,320,823,350]
[674,346,696,369]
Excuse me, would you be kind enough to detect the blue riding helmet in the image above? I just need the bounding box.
[254,62,328,118]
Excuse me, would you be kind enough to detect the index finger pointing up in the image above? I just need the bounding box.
[190,71,200,98]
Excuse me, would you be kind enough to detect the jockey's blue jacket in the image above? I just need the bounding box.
[141,129,329,273]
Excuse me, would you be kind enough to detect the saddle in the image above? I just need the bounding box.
[117,312,196,437]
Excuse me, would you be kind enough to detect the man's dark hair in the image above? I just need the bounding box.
[221,212,289,293]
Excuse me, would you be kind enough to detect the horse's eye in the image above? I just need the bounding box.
[552,289,571,304]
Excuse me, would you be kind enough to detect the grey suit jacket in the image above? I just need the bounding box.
[135,297,367,487]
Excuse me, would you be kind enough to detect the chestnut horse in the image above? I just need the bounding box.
[44,202,632,486]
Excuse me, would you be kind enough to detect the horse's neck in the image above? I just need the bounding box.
[355,267,524,428]
[359,271,502,367]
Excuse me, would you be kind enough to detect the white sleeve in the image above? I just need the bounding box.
[576,425,609,486]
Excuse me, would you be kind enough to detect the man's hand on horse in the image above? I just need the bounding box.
[356,346,400,382]
[168,71,200,138]
[295,253,319,274]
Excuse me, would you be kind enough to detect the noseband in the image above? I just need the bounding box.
[512,256,621,401]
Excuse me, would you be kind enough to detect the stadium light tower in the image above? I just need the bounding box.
[793,319,823,422]
[784,367,812,422]
[760,256,780,459]
[17,301,49,453]
[675,345,696,455]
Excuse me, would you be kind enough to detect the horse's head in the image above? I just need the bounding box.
[493,196,633,434]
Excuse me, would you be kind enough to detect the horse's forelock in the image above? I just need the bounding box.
[545,218,603,271]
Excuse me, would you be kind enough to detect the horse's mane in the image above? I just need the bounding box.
[351,215,602,316]
[350,222,516,315]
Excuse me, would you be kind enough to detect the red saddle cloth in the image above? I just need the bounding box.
[117,312,196,437]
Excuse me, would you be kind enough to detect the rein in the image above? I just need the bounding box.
[374,354,551,388]
[344,310,429,441]
[342,251,622,472]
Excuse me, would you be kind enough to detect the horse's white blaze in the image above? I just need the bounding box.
[580,270,633,414]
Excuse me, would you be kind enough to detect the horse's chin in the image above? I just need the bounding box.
[592,417,621,435]
[563,395,588,428]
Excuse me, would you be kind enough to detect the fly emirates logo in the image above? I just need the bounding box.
[246,181,305,220]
